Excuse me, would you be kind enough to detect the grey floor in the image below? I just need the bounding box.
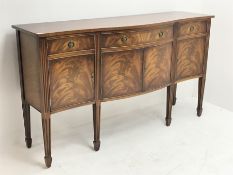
[1,98,233,175]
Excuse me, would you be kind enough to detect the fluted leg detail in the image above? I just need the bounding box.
[93,102,101,151]
[197,77,206,117]
[42,116,52,168]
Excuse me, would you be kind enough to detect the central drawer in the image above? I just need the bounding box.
[101,26,173,49]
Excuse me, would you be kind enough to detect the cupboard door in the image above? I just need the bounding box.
[102,50,142,98]
[176,37,205,80]
[50,55,94,110]
[143,43,172,91]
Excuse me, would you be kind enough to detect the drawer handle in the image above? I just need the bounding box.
[67,41,75,48]
[158,31,164,38]
[121,35,128,43]
[189,25,195,32]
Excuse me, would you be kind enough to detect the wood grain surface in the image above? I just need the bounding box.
[143,43,172,91]
[101,26,173,48]
[178,21,206,36]
[102,50,143,98]
[20,32,42,110]
[12,12,213,37]
[13,12,213,168]
[50,55,95,110]
[176,37,205,80]
[47,34,94,55]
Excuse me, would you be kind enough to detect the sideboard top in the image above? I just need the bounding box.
[12,11,214,37]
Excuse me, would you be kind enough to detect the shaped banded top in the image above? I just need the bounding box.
[12,11,214,37]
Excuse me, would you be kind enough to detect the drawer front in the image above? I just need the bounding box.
[143,43,172,91]
[178,21,206,36]
[47,34,94,55]
[50,55,95,110]
[102,50,143,98]
[176,37,205,80]
[101,26,173,48]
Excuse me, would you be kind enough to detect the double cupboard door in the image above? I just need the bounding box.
[101,43,173,99]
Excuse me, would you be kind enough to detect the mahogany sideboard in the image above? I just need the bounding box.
[12,11,214,168]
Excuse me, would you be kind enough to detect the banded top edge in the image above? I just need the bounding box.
[12,11,214,37]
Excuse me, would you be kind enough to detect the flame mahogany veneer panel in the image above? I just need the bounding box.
[47,34,95,55]
[101,50,143,98]
[50,55,95,110]
[176,37,205,80]
[101,26,173,48]
[143,43,173,91]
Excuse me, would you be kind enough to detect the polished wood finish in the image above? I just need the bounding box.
[176,37,205,80]
[50,55,95,111]
[12,12,213,168]
[143,43,172,91]
[47,34,94,55]
[12,12,213,37]
[102,50,143,98]
[93,33,101,150]
[101,26,173,48]
[197,19,211,116]
[16,31,32,148]
[178,21,206,37]
[42,117,52,168]
[20,32,42,111]
[166,85,174,126]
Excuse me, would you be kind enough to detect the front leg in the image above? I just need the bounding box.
[166,85,174,126]
[197,77,206,117]
[22,103,32,148]
[93,102,101,151]
[41,114,52,168]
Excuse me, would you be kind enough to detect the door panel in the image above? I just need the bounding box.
[143,43,172,91]
[102,50,142,98]
[176,37,205,80]
[50,55,94,110]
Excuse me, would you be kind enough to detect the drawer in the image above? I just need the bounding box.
[47,34,95,55]
[101,26,173,48]
[178,21,206,36]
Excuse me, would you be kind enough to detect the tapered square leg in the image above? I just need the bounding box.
[172,84,177,105]
[166,85,174,126]
[93,102,101,151]
[41,116,52,168]
[197,77,206,117]
[22,103,32,148]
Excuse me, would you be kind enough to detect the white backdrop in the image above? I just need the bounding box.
[0,0,232,148]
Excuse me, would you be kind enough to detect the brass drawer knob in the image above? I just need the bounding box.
[121,35,128,43]
[68,41,75,48]
[189,25,195,32]
[158,31,164,38]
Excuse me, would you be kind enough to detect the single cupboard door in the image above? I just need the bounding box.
[143,43,172,91]
[176,37,205,80]
[50,55,95,111]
